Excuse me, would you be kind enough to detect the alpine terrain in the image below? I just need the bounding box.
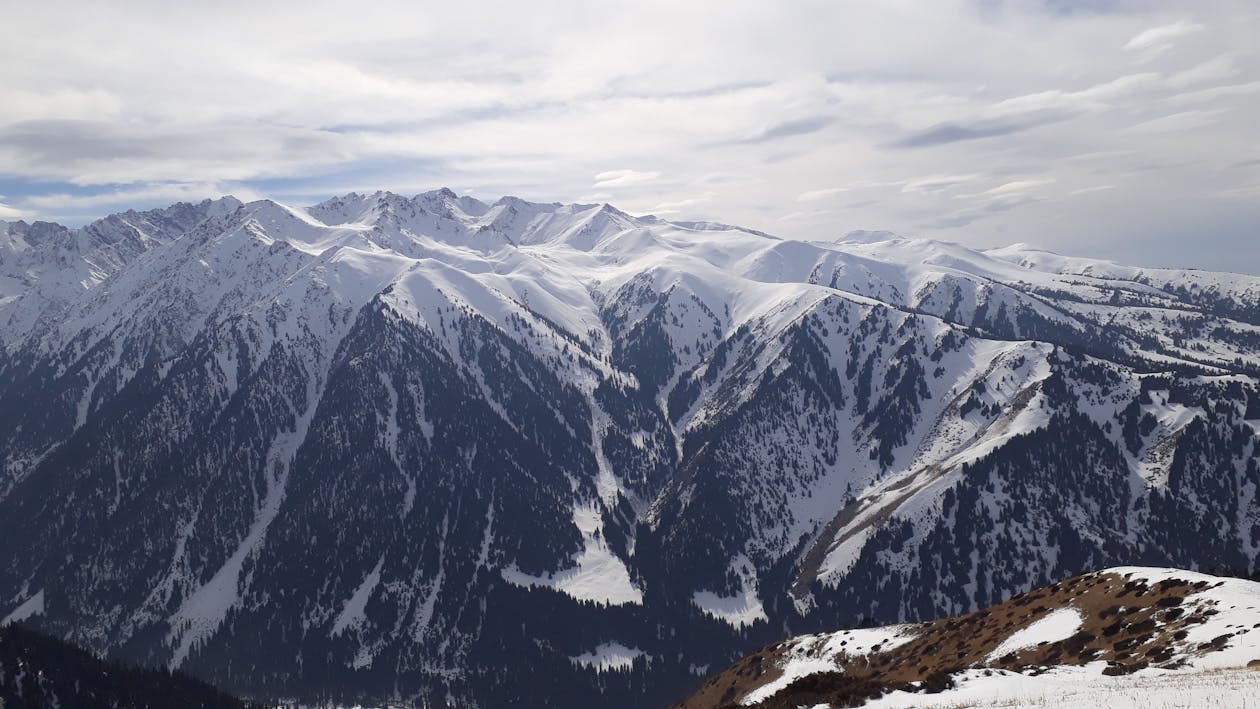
[681,566,1260,708]
[2,190,1259,706]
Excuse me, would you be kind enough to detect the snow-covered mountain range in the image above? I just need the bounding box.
[2,190,1259,706]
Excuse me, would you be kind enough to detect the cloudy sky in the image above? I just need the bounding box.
[2,0,1258,271]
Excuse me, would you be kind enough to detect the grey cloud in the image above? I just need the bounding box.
[0,119,345,164]
[755,115,835,142]
[922,194,1043,229]
[1040,0,1131,15]
[888,116,1048,149]
[719,115,836,147]
[0,119,356,183]
[606,79,772,101]
[0,119,161,161]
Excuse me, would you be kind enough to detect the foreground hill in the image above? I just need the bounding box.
[0,622,252,708]
[2,192,1260,705]
[680,567,1260,708]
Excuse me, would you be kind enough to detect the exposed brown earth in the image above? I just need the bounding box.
[676,569,1260,709]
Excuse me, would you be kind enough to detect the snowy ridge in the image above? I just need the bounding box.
[682,566,1260,709]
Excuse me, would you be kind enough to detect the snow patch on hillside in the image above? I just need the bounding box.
[987,608,1083,660]
[331,555,384,636]
[740,625,917,705]
[501,503,642,605]
[869,665,1260,708]
[2,590,45,624]
[1110,567,1260,671]
[692,553,767,628]
[570,642,644,672]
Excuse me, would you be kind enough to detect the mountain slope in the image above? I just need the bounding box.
[1,191,1259,705]
[679,567,1260,708]
[0,622,253,709]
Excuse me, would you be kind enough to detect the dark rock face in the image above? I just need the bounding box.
[2,192,1259,706]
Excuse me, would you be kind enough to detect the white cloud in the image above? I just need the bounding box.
[902,174,983,194]
[1167,80,1260,105]
[982,179,1055,196]
[1167,56,1239,88]
[1124,21,1205,52]
[778,209,831,222]
[987,73,1162,119]
[1070,185,1116,196]
[648,193,716,213]
[796,187,849,202]
[1126,109,1225,134]
[593,170,661,188]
